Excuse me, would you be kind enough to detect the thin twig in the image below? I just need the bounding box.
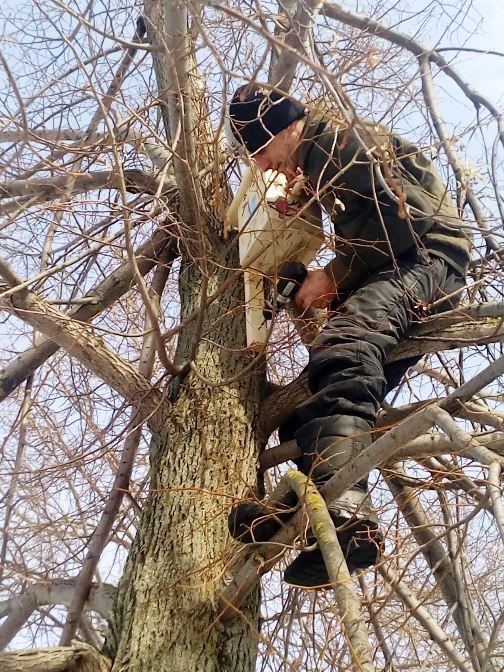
[0,377,33,587]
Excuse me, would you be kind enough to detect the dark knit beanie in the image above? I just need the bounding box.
[229,83,306,154]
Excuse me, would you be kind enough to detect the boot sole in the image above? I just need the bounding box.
[284,528,384,588]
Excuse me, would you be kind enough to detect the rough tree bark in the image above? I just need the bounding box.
[103,236,263,672]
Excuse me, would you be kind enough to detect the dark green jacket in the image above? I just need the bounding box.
[297,113,471,292]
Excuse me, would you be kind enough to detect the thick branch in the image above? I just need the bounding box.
[270,0,324,90]
[268,0,297,82]
[428,406,504,466]
[0,643,110,672]
[380,399,504,433]
[259,305,504,437]
[397,431,504,461]
[286,470,374,672]
[0,170,177,204]
[0,581,115,650]
[0,228,176,403]
[259,431,504,472]
[2,286,168,432]
[144,0,202,225]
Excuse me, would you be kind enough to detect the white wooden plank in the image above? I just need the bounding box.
[243,271,268,352]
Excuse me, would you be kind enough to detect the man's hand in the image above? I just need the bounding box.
[295,269,337,310]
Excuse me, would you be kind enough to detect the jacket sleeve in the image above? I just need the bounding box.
[304,121,459,291]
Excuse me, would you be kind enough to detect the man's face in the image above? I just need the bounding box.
[251,125,298,176]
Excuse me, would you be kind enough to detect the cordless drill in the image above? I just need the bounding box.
[263,261,308,320]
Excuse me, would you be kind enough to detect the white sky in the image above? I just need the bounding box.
[440,0,504,103]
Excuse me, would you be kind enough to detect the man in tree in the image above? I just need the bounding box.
[227,83,471,587]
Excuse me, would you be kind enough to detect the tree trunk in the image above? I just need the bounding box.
[104,238,264,672]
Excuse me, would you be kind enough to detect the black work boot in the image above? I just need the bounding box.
[283,504,384,588]
[284,416,384,587]
[228,489,299,543]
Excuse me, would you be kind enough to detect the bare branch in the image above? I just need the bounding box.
[378,564,475,672]
[428,406,504,466]
[0,170,177,205]
[0,642,111,672]
[322,2,504,133]
[386,464,490,663]
[357,574,398,672]
[0,581,116,649]
[59,252,173,645]
[270,0,324,90]
[0,227,176,402]
[0,129,91,144]
[0,274,168,432]
[260,431,504,472]
[83,16,147,141]
[286,470,375,672]
[487,462,504,546]
[418,55,498,250]
[144,0,202,226]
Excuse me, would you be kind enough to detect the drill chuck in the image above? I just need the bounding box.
[263,261,308,320]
